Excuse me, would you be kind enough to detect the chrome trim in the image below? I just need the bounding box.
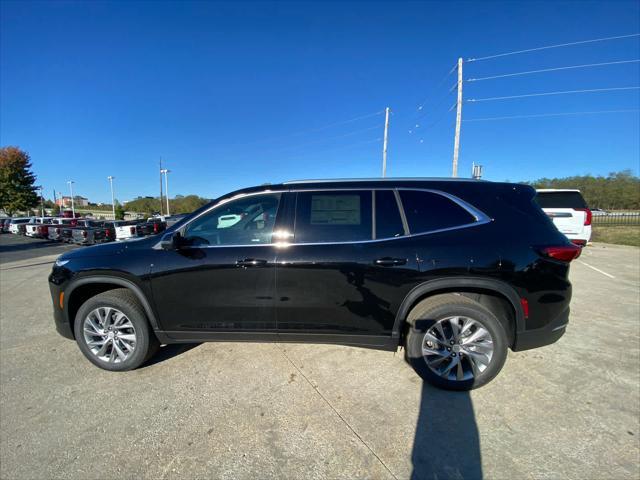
[157,187,491,249]
[551,323,568,332]
[284,177,485,184]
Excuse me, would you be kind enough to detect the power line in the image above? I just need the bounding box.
[285,110,384,136]
[467,59,640,82]
[269,124,381,152]
[415,63,458,112]
[467,33,640,62]
[281,137,382,162]
[467,86,640,102]
[464,109,640,122]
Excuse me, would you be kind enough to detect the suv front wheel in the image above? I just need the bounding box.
[74,289,159,371]
[405,293,508,390]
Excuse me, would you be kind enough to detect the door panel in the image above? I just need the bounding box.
[150,246,277,332]
[149,192,283,333]
[275,190,420,336]
[276,240,420,335]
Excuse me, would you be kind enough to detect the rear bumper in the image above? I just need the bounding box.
[512,306,569,351]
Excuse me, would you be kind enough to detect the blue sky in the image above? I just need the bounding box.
[1,0,639,203]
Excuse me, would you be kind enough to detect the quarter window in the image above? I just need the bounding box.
[183,193,281,246]
[399,190,475,234]
[294,191,372,243]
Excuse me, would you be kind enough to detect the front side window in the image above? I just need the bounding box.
[183,193,281,246]
[294,190,372,243]
[399,190,475,234]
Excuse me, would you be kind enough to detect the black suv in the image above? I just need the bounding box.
[49,178,580,390]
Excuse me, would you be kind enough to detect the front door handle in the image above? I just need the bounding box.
[236,258,268,268]
[374,257,407,267]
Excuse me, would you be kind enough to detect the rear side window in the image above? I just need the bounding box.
[294,191,372,243]
[535,191,588,209]
[399,190,475,234]
[375,190,405,239]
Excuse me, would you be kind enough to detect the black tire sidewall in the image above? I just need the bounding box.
[74,293,153,372]
[406,300,508,391]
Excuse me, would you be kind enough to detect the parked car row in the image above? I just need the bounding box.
[1,214,187,245]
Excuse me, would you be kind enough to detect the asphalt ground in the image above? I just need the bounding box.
[0,234,638,479]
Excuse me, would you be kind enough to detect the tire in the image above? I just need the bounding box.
[74,288,160,371]
[404,293,508,391]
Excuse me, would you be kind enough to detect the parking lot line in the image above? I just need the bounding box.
[577,260,616,279]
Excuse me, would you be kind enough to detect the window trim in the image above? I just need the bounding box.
[160,187,490,248]
[175,190,287,248]
[289,188,490,246]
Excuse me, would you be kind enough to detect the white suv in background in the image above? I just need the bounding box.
[536,189,592,246]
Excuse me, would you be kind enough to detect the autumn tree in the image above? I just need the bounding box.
[0,147,39,215]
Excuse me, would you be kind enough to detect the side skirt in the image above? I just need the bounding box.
[156,331,398,352]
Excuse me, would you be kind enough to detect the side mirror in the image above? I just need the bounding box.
[160,231,181,250]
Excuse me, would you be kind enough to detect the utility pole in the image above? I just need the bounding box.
[161,169,171,216]
[38,186,44,216]
[452,57,463,177]
[67,181,75,217]
[107,176,116,219]
[382,107,390,177]
[159,157,164,215]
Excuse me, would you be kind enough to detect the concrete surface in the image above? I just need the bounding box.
[0,235,638,479]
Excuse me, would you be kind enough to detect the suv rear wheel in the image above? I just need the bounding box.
[405,293,508,390]
[74,289,159,371]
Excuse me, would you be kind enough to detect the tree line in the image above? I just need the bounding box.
[528,170,640,210]
[123,195,209,216]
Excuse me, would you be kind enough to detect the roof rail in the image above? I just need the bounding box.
[283,177,483,184]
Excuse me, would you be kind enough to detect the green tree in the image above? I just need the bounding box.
[51,203,61,215]
[0,147,39,214]
[528,170,640,210]
[114,201,125,220]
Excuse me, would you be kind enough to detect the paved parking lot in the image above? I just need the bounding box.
[1,235,639,479]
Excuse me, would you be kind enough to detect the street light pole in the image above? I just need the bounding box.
[38,186,44,216]
[67,180,75,217]
[161,169,171,216]
[107,176,116,219]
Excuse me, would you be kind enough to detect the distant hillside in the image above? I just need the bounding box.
[124,195,209,216]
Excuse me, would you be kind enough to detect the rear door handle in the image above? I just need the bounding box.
[236,258,267,268]
[374,257,407,267]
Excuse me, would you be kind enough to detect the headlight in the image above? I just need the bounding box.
[55,258,70,267]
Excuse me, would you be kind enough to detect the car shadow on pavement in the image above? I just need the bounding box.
[411,382,482,480]
[0,239,57,253]
[142,343,201,367]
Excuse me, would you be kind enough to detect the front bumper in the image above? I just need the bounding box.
[49,270,74,340]
[512,306,569,351]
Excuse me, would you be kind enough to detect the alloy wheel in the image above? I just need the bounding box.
[83,307,137,363]
[422,316,494,381]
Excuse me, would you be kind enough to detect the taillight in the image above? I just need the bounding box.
[105,229,110,237]
[153,222,159,233]
[130,226,136,234]
[575,208,592,226]
[56,228,61,234]
[82,230,88,238]
[540,245,582,262]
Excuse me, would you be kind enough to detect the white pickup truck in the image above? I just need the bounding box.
[114,221,143,241]
[25,217,54,238]
[8,217,33,234]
